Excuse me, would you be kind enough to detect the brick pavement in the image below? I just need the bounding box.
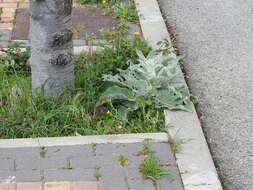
[0,0,27,30]
[0,181,99,190]
[0,0,79,30]
[0,0,141,44]
[0,142,184,190]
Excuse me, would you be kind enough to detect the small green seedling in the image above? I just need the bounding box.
[89,143,97,151]
[94,172,102,180]
[169,136,188,154]
[94,166,102,180]
[39,146,47,158]
[66,161,74,170]
[116,155,130,166]
[142,139,155,155]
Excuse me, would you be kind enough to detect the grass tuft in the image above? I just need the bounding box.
[139,140,175,190]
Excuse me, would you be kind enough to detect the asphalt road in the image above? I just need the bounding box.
[157,0,253,189]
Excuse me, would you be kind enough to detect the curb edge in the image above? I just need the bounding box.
[134,0,223,189]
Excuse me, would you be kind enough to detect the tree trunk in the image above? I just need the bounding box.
[29,0,74,97]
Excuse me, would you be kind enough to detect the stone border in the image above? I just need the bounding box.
[0,133,168,148]
[134,0,223,189]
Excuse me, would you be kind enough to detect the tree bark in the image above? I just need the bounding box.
[29,0,74,97]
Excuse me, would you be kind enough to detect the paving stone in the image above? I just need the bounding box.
[0,170,42,182]
[0,183,15,190]
[44,169,96,182]
[70,154,118,169]
[126,168,155,190]
[71,152,141,169]
[0,158,15,171]
[11,7,141,40]
[12,8,119,40]
[160,177,184,190]
[0,3,18,8]
[128,178,155,190]
[16,182,43,190]
[99,167,127,190]
[0,147,40,159]
[96,143,143,156]
[95,143,144,168]
[73,181,99,190]
[150,142,176,164]
[15,157,68,170]
[44,181,72,190]
[126,168,184,190]
[45,145,93,159]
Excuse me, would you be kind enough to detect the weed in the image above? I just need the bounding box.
[169,136,188,154]
[139,140,175,190]
[142,139,154,155]
[89,143,97,150]
[94,172,102,180]
[67,165,74,170]
[98,50,192,122]
[116,155,130,166]
[157,38,175,56]
[112,0,138,22]
[190,95,200,114]
[39,146,47,158]
[64,161,74,170]
[94,166,102,180]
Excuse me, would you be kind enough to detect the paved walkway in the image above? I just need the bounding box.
[158,0,253,189]
[0,141,184,190]
[0,0,79,31]
[0,1,141,46]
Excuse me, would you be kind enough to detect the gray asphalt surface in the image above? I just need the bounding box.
[157,0,253,189]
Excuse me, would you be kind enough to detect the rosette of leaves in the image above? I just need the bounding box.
[98,50,192,120]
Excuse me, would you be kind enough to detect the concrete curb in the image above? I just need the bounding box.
[134,0,223,189]
[0,133,168,148]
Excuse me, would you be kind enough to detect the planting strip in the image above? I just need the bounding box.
[134,0,223,189]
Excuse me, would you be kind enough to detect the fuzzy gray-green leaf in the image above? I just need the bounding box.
[100,50,193,120]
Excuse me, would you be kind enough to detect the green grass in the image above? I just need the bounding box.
[0,29,168,139]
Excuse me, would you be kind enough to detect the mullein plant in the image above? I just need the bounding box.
[98,50,193,120]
